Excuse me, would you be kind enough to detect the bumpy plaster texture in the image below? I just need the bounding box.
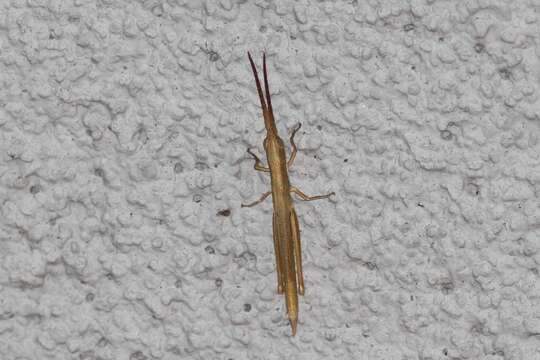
[1,0,540,359]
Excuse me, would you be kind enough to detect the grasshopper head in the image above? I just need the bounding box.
[264,133,285,155]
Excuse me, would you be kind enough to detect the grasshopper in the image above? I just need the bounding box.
[242,52,335,336]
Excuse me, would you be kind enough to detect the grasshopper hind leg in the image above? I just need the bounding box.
[290,208,304,295]
[272,211,284,294]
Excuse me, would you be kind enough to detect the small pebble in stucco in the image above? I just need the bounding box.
[205,245,215,254]
[215,278,223,288]
[243,303,251,312]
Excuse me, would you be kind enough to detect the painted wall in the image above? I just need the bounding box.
[1,0,539,359]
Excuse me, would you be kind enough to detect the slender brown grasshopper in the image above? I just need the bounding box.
[242,52,335,336]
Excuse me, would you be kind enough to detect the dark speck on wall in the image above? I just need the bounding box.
[209,51,220,62]
[217,209,231,217]
[174,162,183,173]
[403,23,415,32]
[195,162,209,171]
[474,43,484,53]
[130,351,147,360]
[440,130,452,140]
[499,67,511,79]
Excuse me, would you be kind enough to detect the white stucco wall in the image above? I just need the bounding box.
[1,0,540,359]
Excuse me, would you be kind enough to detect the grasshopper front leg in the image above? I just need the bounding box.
[247,148,270,172]
[287,123,301,169]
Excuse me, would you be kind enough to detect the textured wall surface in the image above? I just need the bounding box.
[1,0,540,359]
